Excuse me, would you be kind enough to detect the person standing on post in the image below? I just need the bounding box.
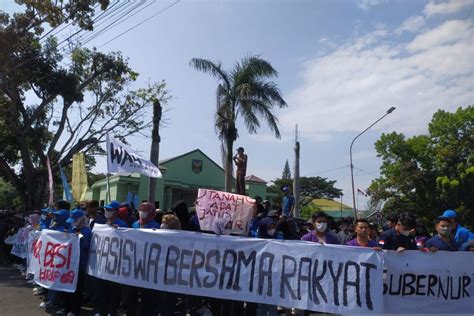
[281,186,295,217]
[234,147,247,195]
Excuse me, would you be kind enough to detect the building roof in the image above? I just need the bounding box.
[307,198,352,211]
[245,174,267,184]
[159,149,224,172]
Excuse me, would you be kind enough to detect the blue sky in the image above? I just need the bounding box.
[3,0,474,209]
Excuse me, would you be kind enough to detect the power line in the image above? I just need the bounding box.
[97,0,180,49]
[1,1,137,85]
[303,165,349,177]
[2,2,119,76]
[49,0,123,47]
[79,0,153,47]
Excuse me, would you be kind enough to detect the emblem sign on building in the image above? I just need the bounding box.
[192,159,203,173]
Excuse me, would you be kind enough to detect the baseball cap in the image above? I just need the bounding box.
[66,209,85,223]
[442,209,457,218]
[104,201,120,210]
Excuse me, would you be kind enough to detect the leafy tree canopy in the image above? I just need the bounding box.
[369,106,473,225]
[0,1,169,209]
[269,176,342,216]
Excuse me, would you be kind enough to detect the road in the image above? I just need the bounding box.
[0,264,51,315]
[0,264,95,316]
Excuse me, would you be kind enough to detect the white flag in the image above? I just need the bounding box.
[107,134,162,178]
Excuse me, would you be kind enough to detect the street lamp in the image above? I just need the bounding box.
[350,107,395,218]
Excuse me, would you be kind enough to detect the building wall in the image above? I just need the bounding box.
[84,150,267,210]
[246,182,267,199]
[162,150,225,190]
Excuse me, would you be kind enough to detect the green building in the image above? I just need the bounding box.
[84,149,270,209]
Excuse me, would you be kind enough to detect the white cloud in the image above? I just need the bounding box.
[281,18,474,142]
[424,0,474,16]
[395,15,426,35]
[357,0,387,11]
[408,19,473,52]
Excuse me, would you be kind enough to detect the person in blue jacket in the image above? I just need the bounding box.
[132,202,160,229]
[103,200,128,228]
[92,201,127,316]
[39,200,70,309]
[39,207,53,230]
[58,209,92,316]
[126,202,160,315]
[441,209,474,246]
[425,216,459,252]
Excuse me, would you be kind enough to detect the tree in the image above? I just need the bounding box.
[0,2,168,209]
[369,106,473,225]
[190,56,287,192]
[282,159,291,179]
[148,84,170,203]
[0,178,20,208]
[269,176,342,210]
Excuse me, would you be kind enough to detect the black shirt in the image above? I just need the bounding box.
[379,228,417,250]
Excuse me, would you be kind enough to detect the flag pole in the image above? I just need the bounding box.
[106,133,112,203]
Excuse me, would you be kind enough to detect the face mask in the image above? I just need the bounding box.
[223,228,232,235]
[104,210,115,219]
[41,214,47,220]
[27,218,32,224]
[400,229,410,236]
[267,229,276,236]
[439,227,450,236]
[316,223,327,232]
[160,223,168,229]
[139,211,148,219]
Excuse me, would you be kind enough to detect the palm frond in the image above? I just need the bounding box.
[239,99,260,134]
[238,79,287,108]
[234,55,279,87]
[239,98,281,139]
[190,58,231,90]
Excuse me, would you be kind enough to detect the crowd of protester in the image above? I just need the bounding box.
[1,195,473,316]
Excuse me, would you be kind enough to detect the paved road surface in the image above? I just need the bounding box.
[0,264,95,316]
[0,264,52,316]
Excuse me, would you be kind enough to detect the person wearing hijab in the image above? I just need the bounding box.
[125,202,160,316]
[132,202,160,229]
[160,214,181,230]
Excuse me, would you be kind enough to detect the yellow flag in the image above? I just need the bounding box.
[72,152,88,202]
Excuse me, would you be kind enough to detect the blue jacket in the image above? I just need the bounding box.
[39,218,52,230]
[132,220,160,229]
[109,218,128,228]
[69,226,92,272]
[425,235,459,252]
[453,224,474,246]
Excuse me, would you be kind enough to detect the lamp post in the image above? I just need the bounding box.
[350,107,395,219]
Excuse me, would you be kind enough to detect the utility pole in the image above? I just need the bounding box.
[293,124,300,217]
[148,100,162,205]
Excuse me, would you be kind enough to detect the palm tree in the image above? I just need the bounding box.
[190,55,287,192]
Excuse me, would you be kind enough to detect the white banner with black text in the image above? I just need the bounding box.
[383,250,474,314]
[87,224,383,314]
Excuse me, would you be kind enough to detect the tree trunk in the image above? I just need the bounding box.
[148,100,162,204]
[224,138,234,192]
